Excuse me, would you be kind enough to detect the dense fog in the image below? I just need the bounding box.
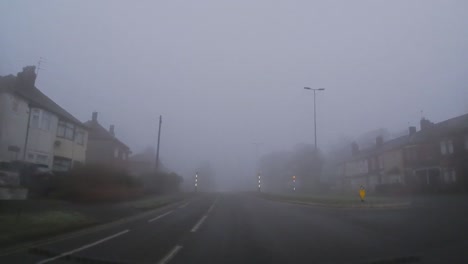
[1,0,467,191]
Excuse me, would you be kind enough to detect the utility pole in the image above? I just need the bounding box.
[155,115,162,171]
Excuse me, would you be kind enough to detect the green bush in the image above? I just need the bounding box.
[138,171,183,195]
[49,165,143,202]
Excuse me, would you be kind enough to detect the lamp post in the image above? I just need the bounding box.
[303,87,325,152]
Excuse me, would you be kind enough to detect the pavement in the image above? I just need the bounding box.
[1,192,468,263]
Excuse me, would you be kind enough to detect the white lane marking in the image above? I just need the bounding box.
[178,202,190,209]
[36,229,129,264]
[157,245,183,264]
[207,198,218,213]
[148,210,174,223]
[190,215,208,232]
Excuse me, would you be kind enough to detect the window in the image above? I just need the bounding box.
[443,170,457,183]
[57,121,74,140]
[75,129,85,145]
[440,141,447,155]
[122,152,127,160]
[447,140,454,154]
[36,154,48,165]
[451,171,457,182]
[441,140,454,155]
[31,109,40,128]
[31,109,53,131]
[114,148,119,158]
[40,111,51,130]
[53,157,72,172]
[443,170,450,183]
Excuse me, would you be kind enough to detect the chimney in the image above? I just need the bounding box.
[92,112,98,122]
[351,142,359,156]
[109,125,115,136]
[420,118,433,131]
[15,66,37,89]
[409,126,417,136]
[376,136,383,147]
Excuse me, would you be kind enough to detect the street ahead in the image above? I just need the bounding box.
[2,193,468,264]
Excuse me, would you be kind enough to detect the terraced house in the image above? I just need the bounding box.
[0,66,88,171]
[341,114,468,193]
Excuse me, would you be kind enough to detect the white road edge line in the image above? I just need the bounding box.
[190,215,208,232]
[148,210,174,223]
[178,202,190,209]
[157,245,183,264]
[36,229,129,264]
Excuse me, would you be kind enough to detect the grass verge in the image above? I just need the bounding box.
[128,194,187,210]
[258,192,409,208]
[0,211,96,247]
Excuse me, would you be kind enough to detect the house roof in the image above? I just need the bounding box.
[344,112,468,164]
[16,86,85,126]
[428,113,468,136]
[0,69,84,127]
[83,120,131,151]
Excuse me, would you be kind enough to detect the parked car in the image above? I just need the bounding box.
[0,161,20,187]
[0,161,54,198]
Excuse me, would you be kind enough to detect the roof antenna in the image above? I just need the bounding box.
[36,57,46,79]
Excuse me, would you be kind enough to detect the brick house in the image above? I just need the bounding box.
[84,112,131,168]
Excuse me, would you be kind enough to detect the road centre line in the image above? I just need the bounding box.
[148,210,174,223]
[207,198,218,213]
[190,215,208,232]
[190,198,217,232]
[157,245,183,264]
[36,229,129,264]
[178,202,190,209]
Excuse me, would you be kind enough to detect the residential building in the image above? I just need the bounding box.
[0,66,88,171]
[342,141,378,191]
[84,112,131,168]
[341,113,468,193]
[411,115,468,191]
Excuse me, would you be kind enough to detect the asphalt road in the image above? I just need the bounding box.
[2,193,468,264]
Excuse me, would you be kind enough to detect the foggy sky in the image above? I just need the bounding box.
[1,0,468,190]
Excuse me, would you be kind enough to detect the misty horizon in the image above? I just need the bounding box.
[2,0,467,190]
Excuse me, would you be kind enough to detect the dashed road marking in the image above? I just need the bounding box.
[148,210,174,223]
[207,198,218,213]
[178,202,190,209]
[157,245,183,264]
[190,215,208,232]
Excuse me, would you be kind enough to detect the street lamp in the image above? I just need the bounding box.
[303,87,325,152]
